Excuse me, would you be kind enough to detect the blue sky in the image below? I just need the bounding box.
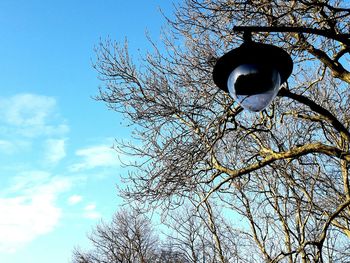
[0,1,176,262]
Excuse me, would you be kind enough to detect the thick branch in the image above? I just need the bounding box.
[278,88,350,142]
[204,142,350,203]
[233,26,350,83]
[233,26,350,46]
[317,198,350,245]
[298,39,350,83]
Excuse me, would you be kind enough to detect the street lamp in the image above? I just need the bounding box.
[213,31,293,112]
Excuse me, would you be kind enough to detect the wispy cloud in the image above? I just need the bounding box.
[0,94,69,138]
[0,140,15,154]
[67,195,83,205]
[83,203,101,219]
[44,139,66,165]
[69,145,119,172]
[0,93,117,254]
[0,171,72,253]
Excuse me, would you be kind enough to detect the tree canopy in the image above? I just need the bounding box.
[90,0,350,261]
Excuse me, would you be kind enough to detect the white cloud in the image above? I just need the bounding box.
[0,140,31,155]
[67,195,83,205]
[0,94,69,138]
[0,171,72,253]
[83,203,101,219]
[44,139,66,165]
[84,211,101,220]
[70,145,118,172]
[84,203,96,211]
[2,94,55,126]
[0,140,15,154]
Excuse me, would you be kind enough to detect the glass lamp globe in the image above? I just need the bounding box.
[227,64,281,112]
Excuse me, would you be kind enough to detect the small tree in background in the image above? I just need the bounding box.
[72,207,193,263]
[72,208,158,263]
[82,0,350,261]
[163,201,242,263]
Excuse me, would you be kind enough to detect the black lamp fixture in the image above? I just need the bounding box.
[213,31,293,112]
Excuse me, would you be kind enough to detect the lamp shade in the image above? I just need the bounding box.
[213,41,293,111]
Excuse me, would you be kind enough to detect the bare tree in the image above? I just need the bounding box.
[72,208,158,263]
[94,0,350,261]
[72,207,193,263]
[163,200,243,263]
